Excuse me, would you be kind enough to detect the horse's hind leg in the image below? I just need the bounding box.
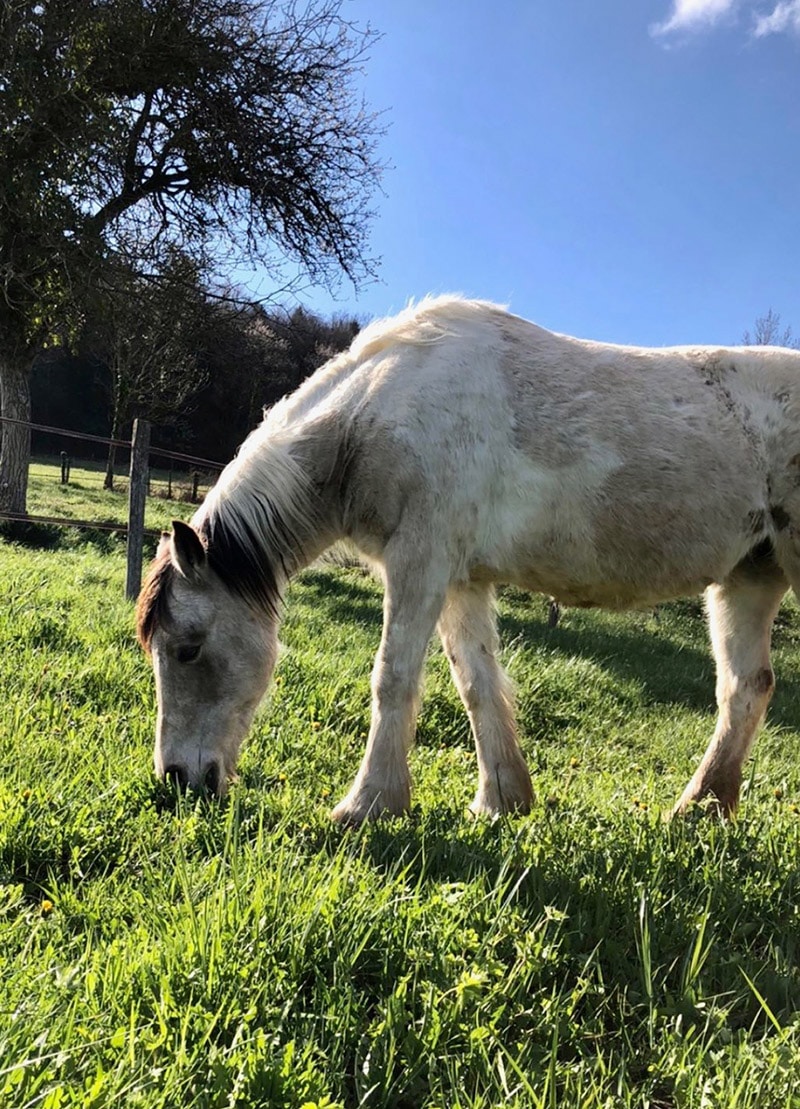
[438,583,533,816]
[672,565,787,818]
[330,546,448,825]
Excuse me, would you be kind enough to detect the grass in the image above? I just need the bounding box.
[3,467,800,1106]
[23,457,217,537]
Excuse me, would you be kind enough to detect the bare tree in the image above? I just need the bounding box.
[0,0,382,514]
[95,252,209,488]
[742,309,800,349]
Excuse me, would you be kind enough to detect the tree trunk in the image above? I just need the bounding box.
[0,354,32,515]
[104,417,119,490]
[104,376,125,491]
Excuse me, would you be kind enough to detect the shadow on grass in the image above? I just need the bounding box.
[296,568,384,628]
[500,604,800,732]
[0,519,127,554]
[0,519,63,549]
[500,596,713,702]
[327,807,800,1035]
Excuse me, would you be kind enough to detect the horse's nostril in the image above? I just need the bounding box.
[164,764,189,790]
[203,762,221,795]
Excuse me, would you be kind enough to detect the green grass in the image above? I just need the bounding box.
[3,481,800,1106]
[24,457,216,540]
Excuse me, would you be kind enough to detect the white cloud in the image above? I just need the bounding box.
[753,0,800,35]
[652,0,738,37]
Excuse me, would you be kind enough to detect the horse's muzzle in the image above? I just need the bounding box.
[162,759,224,796]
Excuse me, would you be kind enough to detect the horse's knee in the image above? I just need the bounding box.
[458,668,493,713]
[717,666,775,718]
[372,655,422,710]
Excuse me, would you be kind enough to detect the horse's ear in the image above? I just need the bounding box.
[157,531,171,559]
[170,521,207,581]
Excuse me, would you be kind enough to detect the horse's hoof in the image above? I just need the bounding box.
[670,793,735,821]
[330,779,411,826]
[470,765,533,817]
[469,790,533,818]
[671,775,739,821]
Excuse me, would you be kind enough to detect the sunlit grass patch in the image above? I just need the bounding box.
[3,537,800,1107]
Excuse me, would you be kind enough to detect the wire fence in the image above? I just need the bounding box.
[29,455,221,504]
[4,416,223,500]
[0,416,227,596]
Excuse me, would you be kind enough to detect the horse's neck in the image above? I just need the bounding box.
[204,415,345,576]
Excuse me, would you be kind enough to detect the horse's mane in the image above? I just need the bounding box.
[136,551,174,651]
[350,294,508,363]
[200,433,316,610]
[136,430,319,650]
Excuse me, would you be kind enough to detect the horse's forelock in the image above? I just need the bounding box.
[136,550,175,653]
[136,514,284,655]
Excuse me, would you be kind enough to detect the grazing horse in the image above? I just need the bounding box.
[137,296,800,822]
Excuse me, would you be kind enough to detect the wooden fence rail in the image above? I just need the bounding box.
[0,415,223,468]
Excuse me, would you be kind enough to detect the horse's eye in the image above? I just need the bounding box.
[176,644,201,664]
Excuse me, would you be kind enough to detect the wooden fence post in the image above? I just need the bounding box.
[125,418,151,601]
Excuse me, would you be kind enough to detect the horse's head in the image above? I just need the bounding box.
[137,521,279,795]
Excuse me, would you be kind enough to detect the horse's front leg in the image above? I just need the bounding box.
[330,552,448,825]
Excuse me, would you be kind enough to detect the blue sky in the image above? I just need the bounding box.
[249,0,800,346]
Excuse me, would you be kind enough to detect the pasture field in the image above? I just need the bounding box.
[24,458,216,535]
[4,471,800,1106]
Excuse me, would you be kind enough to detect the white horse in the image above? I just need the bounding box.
[137,296,800,822]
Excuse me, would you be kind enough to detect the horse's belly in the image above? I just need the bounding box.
[472,482,759,609]
[474,549,717,610]
[514,570,714,610]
